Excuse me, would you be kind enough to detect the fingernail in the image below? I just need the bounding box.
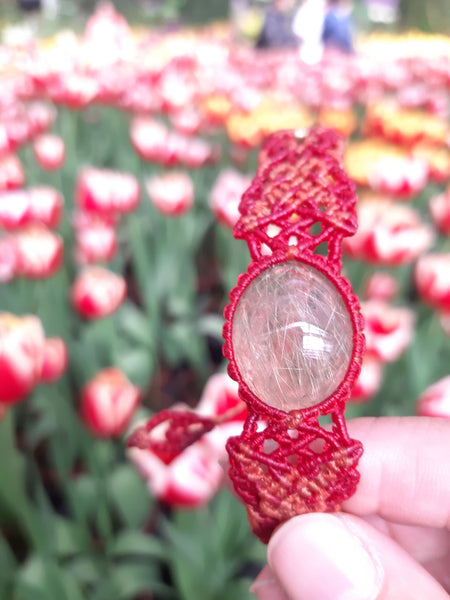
[268,513,383,600]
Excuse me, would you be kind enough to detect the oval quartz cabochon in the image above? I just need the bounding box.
[232,261,353,412]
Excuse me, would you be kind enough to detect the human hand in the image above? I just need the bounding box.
[250,417,450,599]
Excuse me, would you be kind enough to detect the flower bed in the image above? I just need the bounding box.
[0,5,450,599]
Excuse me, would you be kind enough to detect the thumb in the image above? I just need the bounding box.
[251,513,449,600]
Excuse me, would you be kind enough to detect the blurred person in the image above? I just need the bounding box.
[293,0,326,63]
[322,0,355,53]
[256,0,298,49]
[17,0,41,11]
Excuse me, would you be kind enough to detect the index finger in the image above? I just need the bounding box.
[343,416,450,529]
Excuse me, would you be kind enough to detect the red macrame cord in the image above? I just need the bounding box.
[128,126,365,544]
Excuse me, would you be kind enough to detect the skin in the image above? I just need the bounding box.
[250,417,450,599]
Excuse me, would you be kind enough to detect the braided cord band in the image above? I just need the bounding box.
[222,126,364,542]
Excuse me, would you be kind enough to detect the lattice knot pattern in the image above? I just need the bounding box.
[127,126,365,544]
[222,126,365,542]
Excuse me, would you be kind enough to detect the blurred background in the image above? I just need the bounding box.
[0,1,449,599]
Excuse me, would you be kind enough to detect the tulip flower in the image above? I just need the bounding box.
[0,313,45,404]
[15,225,63,279]
[361,300,415,363]
[349,354,384,404]
[76,168,140,216]
[416,376,450,419]
[50,72,99,110]
[363,272,399,302]
[145,171,194,217]
[0,189,30,229]
[343,198,434,266]
[80,368,140,438]
[26,102,56,137]
[0,235,17,283]
[368,155,428,199]
[28,187,64,229]
[209,169,252,229]
[128,438,224,508]
[71,266,126,319]
[72,212,117,265]
[429,188,450,236]
[170,107,202,136]
[129,117,169,163]
[0,154,25,192]
[39,337,68,384]
[128,373,246,508]
[33,134,66,171]
[415,253,450,313]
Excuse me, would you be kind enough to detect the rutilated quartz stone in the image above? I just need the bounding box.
[232,262,353,412]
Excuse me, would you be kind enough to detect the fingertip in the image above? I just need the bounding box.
[267,513,383,600]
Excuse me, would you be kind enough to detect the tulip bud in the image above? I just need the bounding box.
[415,253,450,313]
[0,154,25,192]
[0,313,45,404]
[33,134,65,171]
[363,272,399,302]
[350,355,384,404]
[28,187,64,229]
[15,225,63,279]
[209,169,252,229]
[71,266,126,319]
[76,168,140,216]
[361,300,415,363]
[146,171,194,216]
[72,212,117,265]
[416,376,450,419]
[80,368,140,438]
[429,189,450,236]
[40,337,68,383]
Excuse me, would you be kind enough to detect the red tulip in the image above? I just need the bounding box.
[130,117,216,168]
[33,134,65,171]
[129,117,169,163]
[145,171,194,216]
[415,253,450,313]
[196,373,247,455]
[39,337,68,383]
[128,373,246,508]
[0,313,45,404]
[76,168,140,216]
[0,187,63,230]
[170,107,202,136]
[361,300,415,363]
[128,438,224,508]
[350,354,384,404]
[80,368,140,438]
[71,266,126,319]
[26,102,56,137]
[50,72,99,109]
[343,198,434,266]
[0,154,25,192]
[0,189,30,229]
[429,188,450,236]
[28,187,64,229]
[209,169,252,229]
[368,155,428,199]
[363,272,399,302]
[15,225,63,279]
[72,212,117,265]
[416,376,450,418]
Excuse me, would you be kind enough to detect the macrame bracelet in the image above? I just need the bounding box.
[128,126,365,544]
